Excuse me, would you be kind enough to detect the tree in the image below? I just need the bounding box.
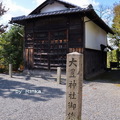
[109,2,120,48]
[0,25,24,71]
[96,4,113,26]
[0,2,8,33]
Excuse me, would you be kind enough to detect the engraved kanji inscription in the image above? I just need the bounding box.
[69,58,77,67]
[69,92,76,99]
[68,80,77,89]
[68,112,75,119]
[68,102,76,110]
[66,53,83,120]
[69,69,76,78]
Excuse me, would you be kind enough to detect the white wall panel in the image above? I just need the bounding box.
[84,17,107,50]
[41,2,67,13]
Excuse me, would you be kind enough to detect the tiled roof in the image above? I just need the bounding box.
[11,7,87,21]
[11,4,114,34]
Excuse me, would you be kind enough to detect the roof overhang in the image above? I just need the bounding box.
[10,5,114,34]
[84,9,114,34]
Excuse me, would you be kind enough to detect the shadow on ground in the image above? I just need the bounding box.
[0,77,65,102]
[23,73,66,85]
[86,70,120,84]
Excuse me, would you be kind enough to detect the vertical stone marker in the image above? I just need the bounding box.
[57,67,61,84]
[9,64,12,78]
[66,52,83,120]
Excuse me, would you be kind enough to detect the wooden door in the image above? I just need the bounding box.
[33,29,68,70]
[25,48,33,69]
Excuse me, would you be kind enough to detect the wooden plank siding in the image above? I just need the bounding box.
[24,13,84,70]
[84,48,107,79]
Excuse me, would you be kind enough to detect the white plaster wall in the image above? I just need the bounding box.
[41,2,67,13]
[84,17,107,50]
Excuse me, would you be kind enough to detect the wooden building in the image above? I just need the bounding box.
[11,0,113,78]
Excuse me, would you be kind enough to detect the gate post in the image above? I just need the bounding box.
[66,52,83,120]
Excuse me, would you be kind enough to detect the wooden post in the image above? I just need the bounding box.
[9,64,12,78]
[57,67,61,84]
[66,52,83,120]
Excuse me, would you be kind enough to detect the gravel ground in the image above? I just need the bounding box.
[0,70,120,120]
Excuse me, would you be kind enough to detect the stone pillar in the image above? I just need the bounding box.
[9,64,12,78]
[57,67,61,84]
[66,52,83,120]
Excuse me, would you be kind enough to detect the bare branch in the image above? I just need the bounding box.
[96,4,113,25]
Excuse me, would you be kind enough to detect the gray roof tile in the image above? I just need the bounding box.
[12,7,86,21]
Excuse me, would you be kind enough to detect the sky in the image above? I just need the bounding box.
[0,0,120,25]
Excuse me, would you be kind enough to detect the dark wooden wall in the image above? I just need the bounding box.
[84,48,107,79]
[24,13,84,70]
